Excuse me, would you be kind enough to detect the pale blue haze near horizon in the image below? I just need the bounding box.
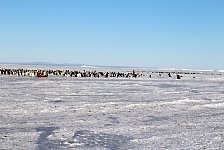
[0,0,223,69]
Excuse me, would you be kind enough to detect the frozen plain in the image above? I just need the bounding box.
[1,67,224,149]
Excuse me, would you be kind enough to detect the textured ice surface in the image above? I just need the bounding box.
[66,130,132,149]
[1,68,224,149]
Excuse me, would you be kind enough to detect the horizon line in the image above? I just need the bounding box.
[0,62,222,72]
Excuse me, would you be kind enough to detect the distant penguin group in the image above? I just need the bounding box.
[0,68,143,78]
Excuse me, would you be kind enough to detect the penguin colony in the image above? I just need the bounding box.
[0,68,221,79]
[0,68,142,78]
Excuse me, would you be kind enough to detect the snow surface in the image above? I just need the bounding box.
[1,66,224,149]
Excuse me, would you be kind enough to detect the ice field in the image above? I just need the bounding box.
[1,66,224,149]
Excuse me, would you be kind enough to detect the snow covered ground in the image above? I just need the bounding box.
[1,66,224,149]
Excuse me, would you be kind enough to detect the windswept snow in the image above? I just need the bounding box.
[1,67,224,149]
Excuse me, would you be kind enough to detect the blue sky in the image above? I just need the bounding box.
[0,0,223,69]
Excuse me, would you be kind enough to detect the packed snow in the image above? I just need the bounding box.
[1,65,224,149]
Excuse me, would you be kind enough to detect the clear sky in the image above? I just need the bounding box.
[0,0,223,69]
